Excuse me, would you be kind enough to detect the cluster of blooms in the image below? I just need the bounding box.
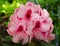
[7,2,55,44]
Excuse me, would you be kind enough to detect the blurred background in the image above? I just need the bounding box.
[0,0,60,46]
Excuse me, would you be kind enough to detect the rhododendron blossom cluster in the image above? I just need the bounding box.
[7,2,55,44]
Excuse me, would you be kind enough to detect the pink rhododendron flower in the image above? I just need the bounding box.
[7,2,55,44]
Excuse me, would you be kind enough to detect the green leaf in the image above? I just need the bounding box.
[28,42,36,46]
[5,36,12,42]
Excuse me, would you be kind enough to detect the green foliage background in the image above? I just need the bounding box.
[0,0,59,46]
